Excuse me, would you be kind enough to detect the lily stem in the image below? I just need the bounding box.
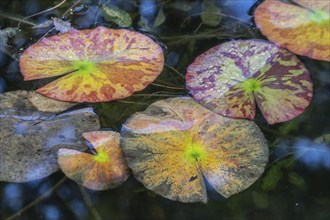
[151,83,185,90]
[0,13,36,26]
[78,186,102,220]
[5,177,67,220]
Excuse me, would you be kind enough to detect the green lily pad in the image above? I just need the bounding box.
[186,39,313,124]
[0,90,100,182]
[121,97,268,203]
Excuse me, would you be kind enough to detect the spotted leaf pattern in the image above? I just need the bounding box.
[20,27,164,102]
[186,40,313,124]
[58,131,129,190]
[121,97,268,203]
[254,0,330,61]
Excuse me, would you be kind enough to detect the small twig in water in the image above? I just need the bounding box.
[151,83,185,90]
[164,64,185,78]
[0,13,36,26]
[132,93,182,98]
[115,100,148,105]
[5,177,67,220]
[18,0,68,28]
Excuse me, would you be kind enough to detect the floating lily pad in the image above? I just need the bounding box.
[254,0,330,61]
[58,131,129,190]
[0,91,100,182]
[20,26,164,102]
[186,39,313,124]
[121,97,268,203]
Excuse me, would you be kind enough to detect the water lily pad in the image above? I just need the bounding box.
[186,39,313,124]
[0,91,100,182]
[0,90,76,117]
[121,97,268,203]
[102,5,132,27]
[201,0,222,26]
[27,91,76,112]
[254,0,330,61]
[58,131,129,190]
[20,26,164,102]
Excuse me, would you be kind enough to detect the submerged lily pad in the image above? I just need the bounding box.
[254,0,330,61]
[186,39,313,124]
[201,0,222,26]
[102,5,132,27]
[0,91,100,182]
[58,131,129,190]
[121,97,268,203]
[20,26,164,102]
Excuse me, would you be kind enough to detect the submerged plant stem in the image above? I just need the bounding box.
[17,0,68,28]
[0,13,36,26]
[115,100,148,105]
[79,186,103,220]
[164,64,185,78]
[5,177,67,220]
[161,31,248,41]
[259,125,297,140]
[62,0,82,17]
[133,92,186,98]
[151,83,185,90]
[23,0,67,20]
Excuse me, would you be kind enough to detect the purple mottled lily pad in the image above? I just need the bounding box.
[186,39,313,124]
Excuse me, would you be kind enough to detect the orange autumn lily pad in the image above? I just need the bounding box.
[254,0,330,61]
[58,131,129,190]
[121,97,268,203]
[20,26,164,102]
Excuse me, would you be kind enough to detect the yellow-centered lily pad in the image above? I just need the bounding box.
[186,39,313,124]
[254,0,330,61]
[121,97,269,203]
[20,26,164,102]
[58,131,130,190]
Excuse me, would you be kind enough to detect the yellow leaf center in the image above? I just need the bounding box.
[310,10,330,25]
[72,60,96,74]
[240,78,261,93]
[93,151,109,163]
[184,141,207,162]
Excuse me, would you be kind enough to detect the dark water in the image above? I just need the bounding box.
[0,0,329,219]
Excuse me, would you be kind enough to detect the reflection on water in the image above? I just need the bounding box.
[43,205,61,220]
[3,184,23,210]
[275,137,330,170]
[220,0,256,21]
[294,139,330,170]
[140,0,157,20]
[0,0,329,219]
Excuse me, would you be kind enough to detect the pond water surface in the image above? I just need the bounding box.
[0,0,329,220]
